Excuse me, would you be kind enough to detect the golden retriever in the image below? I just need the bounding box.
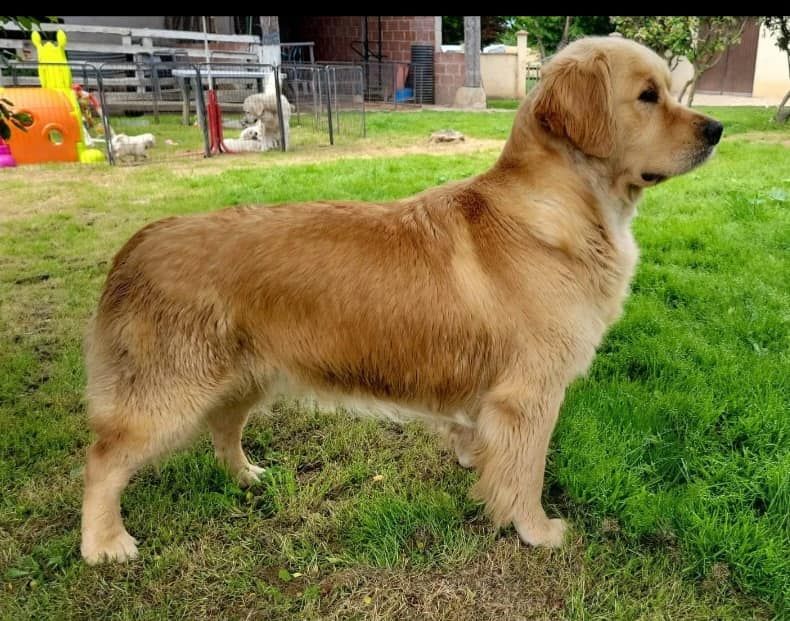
[81,36,722,564]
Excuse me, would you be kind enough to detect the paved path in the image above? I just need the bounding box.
[692,93,785,107]
[424,92,786,111]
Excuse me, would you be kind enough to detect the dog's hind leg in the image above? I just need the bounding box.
[471,382,568,548]
[80,385,208,564]
[207,392,266,487]
[437,422,477,469]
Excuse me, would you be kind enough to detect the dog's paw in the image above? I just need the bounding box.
[514,517,568,548]
[236,463,266,487]
[81,529,139,565]
[454,445,475,469]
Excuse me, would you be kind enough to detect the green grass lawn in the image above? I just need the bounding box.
[1,107,788,619]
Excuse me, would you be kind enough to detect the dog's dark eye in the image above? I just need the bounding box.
[639,89,659,103]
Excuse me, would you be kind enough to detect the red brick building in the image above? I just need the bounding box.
[279,16,465,105]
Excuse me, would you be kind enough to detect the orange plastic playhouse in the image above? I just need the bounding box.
[1,87,82,164]
[0,30,104,165]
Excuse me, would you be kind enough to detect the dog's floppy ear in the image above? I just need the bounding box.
[532,51,614,158]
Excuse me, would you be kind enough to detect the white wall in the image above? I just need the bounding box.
[753,24,789,98]
[479,34,540,100]
[481,53,518,98]
[669,57,694,95]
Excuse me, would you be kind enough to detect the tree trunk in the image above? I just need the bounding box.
[677,76,695,104]
[536,37,547,60]
[686,76,700,107]
[559,16,573,49]
[776,89,790,124]
[463,16,481,88]
[258,16,281,66]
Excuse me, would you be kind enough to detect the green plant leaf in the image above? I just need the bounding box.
[0,120,11,140]
[13,111,33,127]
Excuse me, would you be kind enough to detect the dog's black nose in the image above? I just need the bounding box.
[703,120,723,146]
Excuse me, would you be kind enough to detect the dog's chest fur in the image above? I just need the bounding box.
[592,202,639,326]
[528,190,640,381]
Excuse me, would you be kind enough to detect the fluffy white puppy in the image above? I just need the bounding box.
[110,133,153,162]
[222,138,265,152]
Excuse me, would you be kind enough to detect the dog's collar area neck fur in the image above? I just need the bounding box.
[561,148,642,218]
[625,184,643,205]
[515,111,644,216]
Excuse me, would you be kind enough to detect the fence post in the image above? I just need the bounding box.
[393,63,398,110]
[180,76,191,125]
[516,30,528,100]
[290,67,300,124]
[323,67,334,146]
[193,65,211,157]
[151,59,161,123]
[95,64,115,165]
[315,66,322,131]
[361,67,367,138]
[273,65,287,152]
[332,67,339,136]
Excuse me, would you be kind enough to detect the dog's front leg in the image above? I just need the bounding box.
[471,383,567,548]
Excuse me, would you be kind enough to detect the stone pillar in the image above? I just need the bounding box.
[464,16,481,87]
[454,16,487,109]
[258,16,281,66]
[517,30,528,100]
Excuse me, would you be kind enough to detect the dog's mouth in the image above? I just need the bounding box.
[691,145,716,167]
[639,146,716,187]
[641,172,667,184]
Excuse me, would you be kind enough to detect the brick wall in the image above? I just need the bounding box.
[377,16,435,63]
[283,16,468,105]
[289,16,437,63]
[293,16,362,62]
[285,16,436,63]
[435,51,465,105]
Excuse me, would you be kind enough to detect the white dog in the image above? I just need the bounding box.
[222,122,266,153]
[239,122,263,141]
[222,138,265,153]
[242,89,292,151]
[136,133,155,149]
[110,132,155,162]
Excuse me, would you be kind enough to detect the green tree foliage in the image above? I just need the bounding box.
[499,16,614,56]
[441,16,509,46]
[0,15,46,29]
[441,16,613,52]
[612,16,752,105]
[763,16,789,122]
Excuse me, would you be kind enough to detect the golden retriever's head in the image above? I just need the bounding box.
[531,36,722,188]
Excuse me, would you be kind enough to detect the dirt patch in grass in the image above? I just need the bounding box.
[165,137,506,175]
[316,538,580,621]
[729,131,790,147]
